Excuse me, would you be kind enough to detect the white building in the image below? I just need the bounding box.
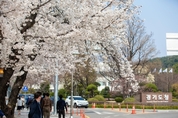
[166,33,178,56]
[96,75,111,91]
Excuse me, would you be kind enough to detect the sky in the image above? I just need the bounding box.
[134,0,178,57]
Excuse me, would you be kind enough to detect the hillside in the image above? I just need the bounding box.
[152,55,178,68]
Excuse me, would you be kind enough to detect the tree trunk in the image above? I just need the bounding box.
[0,68,14,113]
[7,67,27,118]
[0,67,28,118]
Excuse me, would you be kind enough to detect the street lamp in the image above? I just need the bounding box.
[69,51,79,118]
[70,69,74,118]
[54,59,59,115]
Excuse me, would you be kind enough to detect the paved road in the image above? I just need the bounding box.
[13,107,178,118]
[84,108,178,118]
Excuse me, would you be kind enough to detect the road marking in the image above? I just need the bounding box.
[94,111,101,114]
[102,112,114,114]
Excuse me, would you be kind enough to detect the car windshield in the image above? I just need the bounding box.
[73,97,84,100]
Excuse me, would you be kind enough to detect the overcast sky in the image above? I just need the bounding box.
[134,0,178,57]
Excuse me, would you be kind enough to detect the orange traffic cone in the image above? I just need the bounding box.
[92,103,96,108]
[80,109,82,117]
[82,110,85,118]
[76,108,78,115]
[131,105,136,114]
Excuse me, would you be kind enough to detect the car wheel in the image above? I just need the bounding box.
[85,106,88,108]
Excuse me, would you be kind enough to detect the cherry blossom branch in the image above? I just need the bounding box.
[101,1,113,12]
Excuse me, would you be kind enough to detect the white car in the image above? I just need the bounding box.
[65,96,88,108]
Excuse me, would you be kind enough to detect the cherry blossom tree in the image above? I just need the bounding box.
[0,0,140,117]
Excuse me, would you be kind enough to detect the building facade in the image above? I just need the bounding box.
[166,33,178,56]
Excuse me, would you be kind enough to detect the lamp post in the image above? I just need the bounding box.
[54,59,59,115]
[69,51,79,118]
[70,69,74,118]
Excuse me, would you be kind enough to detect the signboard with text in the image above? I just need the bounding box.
[141,92,172,103]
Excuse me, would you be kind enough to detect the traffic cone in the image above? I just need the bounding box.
[82,109,85,118]
[92,103,94,108]
[153,104,156,112]
[76,108,78,115]
[82,113,85,118]
[80,109,82,117]
[131,105,136,114]
[92,103,95,108]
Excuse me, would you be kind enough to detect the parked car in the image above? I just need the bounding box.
[50,96,60,105]
[19,94,34,101]
[65,96,88,108]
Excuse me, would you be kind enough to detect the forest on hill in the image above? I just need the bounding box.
[152,55,178,69]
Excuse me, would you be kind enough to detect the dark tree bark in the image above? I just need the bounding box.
[0,68,14,111]
[0,1,53,117]
[4,67,27,118]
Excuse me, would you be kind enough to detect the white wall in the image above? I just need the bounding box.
[166,33,178,56]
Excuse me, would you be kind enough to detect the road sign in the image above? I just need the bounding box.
[22,86,28,92]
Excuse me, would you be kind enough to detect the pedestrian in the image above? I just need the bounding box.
[56,95,67,118]
[0,108,6,118]
[21,96,25,109]
[26,96,33,110]
[17,96,22,115]
[28,92,42,118]
[40,92,46,117]
[42,93,52,118]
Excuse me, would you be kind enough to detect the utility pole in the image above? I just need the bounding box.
[70,69,74,118]
[54,59,59,115]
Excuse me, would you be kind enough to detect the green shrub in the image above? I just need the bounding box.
[88,98,98,102]
[123,97,135,103]
[172,99,178,102]
[115,97,123,103]
[94,95,105,101]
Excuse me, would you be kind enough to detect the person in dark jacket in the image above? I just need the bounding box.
[56,95,67,118]
[28,92,42,118]
[0,109,6,118]
[26,96,33,110]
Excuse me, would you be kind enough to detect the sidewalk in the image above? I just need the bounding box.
[14,108,82,118]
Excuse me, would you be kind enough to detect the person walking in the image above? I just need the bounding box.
[17,96,23,115]
[21,96,25,109]
[28,92,42,118]
[56,95,67,118]
[0,108,6,118]
[26,96,33,110]
[40,93,46,118]
[42,93,52,118]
